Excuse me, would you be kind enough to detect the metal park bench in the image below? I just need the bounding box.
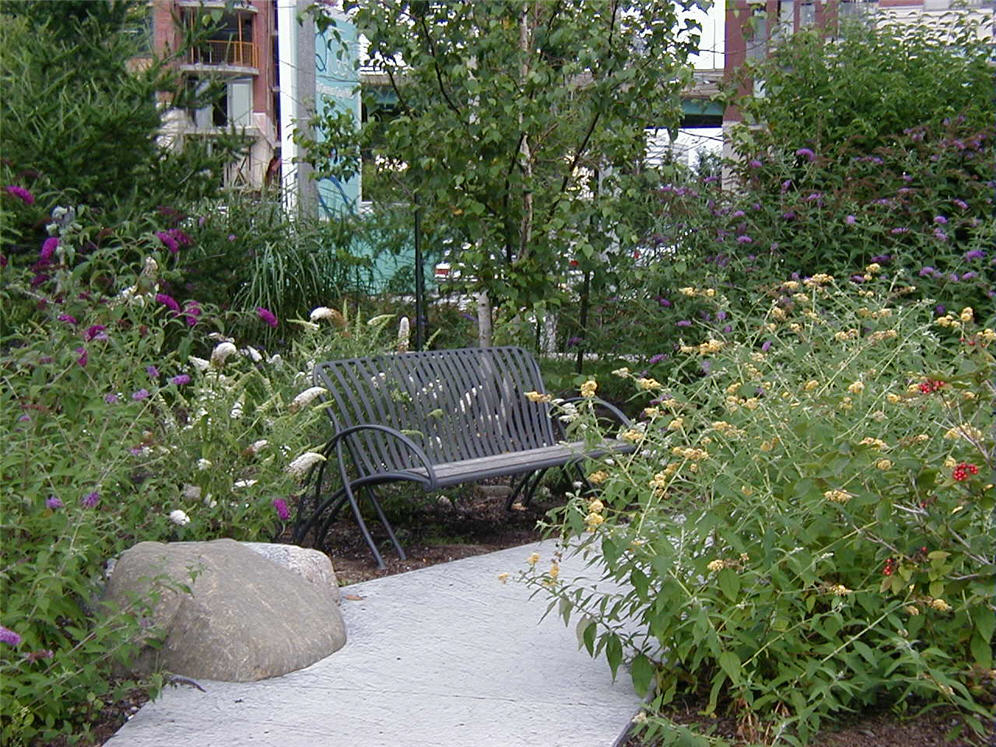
[291,346,634,568]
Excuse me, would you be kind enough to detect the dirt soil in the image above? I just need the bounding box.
[81,483,991,746]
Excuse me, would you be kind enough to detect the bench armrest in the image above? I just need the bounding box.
[330,423,441,490]
[559,396,632,427]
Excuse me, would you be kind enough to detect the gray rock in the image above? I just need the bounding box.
[102,538,346,682]
[240,542,340,605]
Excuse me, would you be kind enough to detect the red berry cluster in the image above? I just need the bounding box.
[882,557,898,576]
[918,379,945,394]
[952,463,979,481]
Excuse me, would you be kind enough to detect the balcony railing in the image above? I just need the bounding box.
[186,40,257,69]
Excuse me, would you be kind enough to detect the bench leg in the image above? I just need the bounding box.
[364,486,407,562]
[506,469,548,510]
[342,482,388,570]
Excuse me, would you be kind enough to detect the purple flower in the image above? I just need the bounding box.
[566,336,583,347]
[0,626,22,646]
[961,272,978,280]
[935,305,946,316]
[963,249,984,261]
[146,365,160,379]
[737,235,753,244]
[780,180,792,192]
[716,311,727,321]
[948,273,959,282]
[81,491,100,508]
[850,274,865,283]
[795,148,816,161]
[700,360,711,375]
[761,340,772,352]
[804,192,822,202]
[182,300,202,327]
[704,175,719,184]
[648,353,667,365]
[104,393,119,404]
[933,215,948,225]
[890,227,909,235]
[155,231,179,254]
[722,325,733,333]
[781,211,796,220]
[748,159,762,169]
[870,254,891,264]
[24,649,54,662]
[953,199,969,210]
[39,237,59,262]
[845,215,857,225]
[676,320,692,327]
[5,185,34,205]
[933,229,948,242]
[57,313,77,325]
[256,307,278,328]
[919,266,936,277]
[657,297,672,307]
[156,293,181,313]
[169,374,191,386]
[732,209,745,218]
[75,347,88,367]
[84,325,107,342]
[132,389,150,401]
[45,496,63,510]
[227,234,237,242]
[272,498,291,522]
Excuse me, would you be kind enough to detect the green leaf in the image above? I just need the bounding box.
[718,568,741,601]
[718,650,741,685]
[605,634,623,679]
[630,653,655,697]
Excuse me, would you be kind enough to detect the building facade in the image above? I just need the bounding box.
[151,0,279,190]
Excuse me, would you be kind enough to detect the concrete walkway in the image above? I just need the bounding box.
[106,540,642,747]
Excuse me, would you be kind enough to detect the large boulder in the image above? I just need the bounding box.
[102,538,346,681]
[240,542,340,605]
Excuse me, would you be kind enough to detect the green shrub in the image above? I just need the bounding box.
[525,275,994,744]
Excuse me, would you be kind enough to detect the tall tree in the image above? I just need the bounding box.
[308,0,702,344]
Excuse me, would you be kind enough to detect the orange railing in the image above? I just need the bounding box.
[186,40,257,69]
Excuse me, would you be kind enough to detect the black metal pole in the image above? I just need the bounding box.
[413,195,426,351]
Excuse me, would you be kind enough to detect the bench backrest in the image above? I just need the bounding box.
[314,347,557,474]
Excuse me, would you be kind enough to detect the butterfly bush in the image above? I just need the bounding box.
[523,277,994,743]
[0,232,395,741]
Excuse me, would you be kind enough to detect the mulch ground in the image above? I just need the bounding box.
[79,484,991,746]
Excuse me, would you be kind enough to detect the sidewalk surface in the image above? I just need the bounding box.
[106,540,642,747]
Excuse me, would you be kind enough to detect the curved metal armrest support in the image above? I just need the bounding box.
[559,396,632,427]
[331,423,440,490]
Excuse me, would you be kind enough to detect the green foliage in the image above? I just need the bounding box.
[0,214,396,741]
[306,0,701,318]
[0,1,236,220]
[526,278,995,743]
[729,15,993,157]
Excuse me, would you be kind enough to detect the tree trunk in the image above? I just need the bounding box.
[476,290,493,348]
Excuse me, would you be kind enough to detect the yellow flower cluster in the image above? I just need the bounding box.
[497,572,510,584]
[944,423,984,442]
[711,420,742,436]
[584,512,605,532]
[525,390,552,403]
[642,406,661,418]
[588,499,604,514]
[636,377,661,390]
[620,429,645,443]
[527,552,541,566]
[929,598,952,612]
[847,380,865,394]
[678,286,717,298]
[886,393,902,404]
[874,458,892,471]
[960,307,974,323]
[833,329,859,344]
[706,559,726,573]
[587,470,609,485]
[858,437,889,450]
[824,489,853,503]
[865,263,881,275]
[868,329,898,343]
[903,605,920,616]
[760,437,779,452]
[803,273,835,287]
[547,563,560,581]
[672,446,709,461]
[828,584,852,596]
[580,380,597,398]
[611,367,630,377]
[679,338,725,356]
[781,280,801,291]
[980,328,996,343]
[666,417,684,431]
[804,379,820,391]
